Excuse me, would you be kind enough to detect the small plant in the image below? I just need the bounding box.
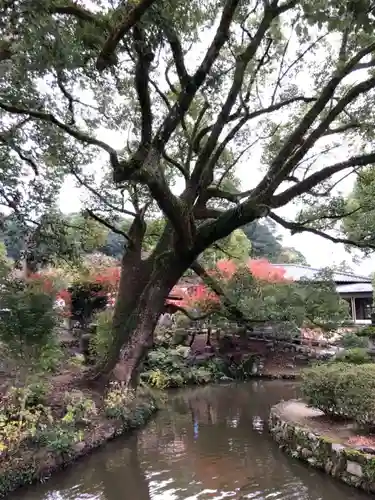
[41,426,84,455]
[104,382,135,420]
[0,277,59,383]
[0,386,54,456]
[146,369,170,389]
[62,390,97,425]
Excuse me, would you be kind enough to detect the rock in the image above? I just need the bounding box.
[346,461,363,477]
[354,446,375,455]
[332,443,345,454]
[73,441,86,453]
[301,448,313,458]
[325,459,334,474]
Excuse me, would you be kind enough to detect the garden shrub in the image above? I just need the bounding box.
[0,277,60,381]
[104,382,135,420]
[62,390,97,425]
[341,332,368,349]
[358,326,375,338]
[90,309,114,361]
[333,347,371,364]
[302,363,375,426]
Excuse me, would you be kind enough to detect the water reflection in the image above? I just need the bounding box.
[12,381,370,500]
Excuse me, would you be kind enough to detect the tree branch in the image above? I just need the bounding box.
[96,0,158,71]
[166,303,212,321]
[51,2,107,27]
[163,25,190,87]
[188,5,286,199]
[152,0,242,152]
[191,261,264,329]
[271,152,375,208]
[269,212,375,251]
[253,41,375,198]
[0,101,120,169]
[85,209,130,241]
[192,96,316,155]
[133,25,153,145]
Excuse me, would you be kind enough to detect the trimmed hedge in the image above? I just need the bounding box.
[301,363,375,427]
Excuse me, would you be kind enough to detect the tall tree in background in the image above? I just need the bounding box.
[2,0,375,384]
[243,219,308,264]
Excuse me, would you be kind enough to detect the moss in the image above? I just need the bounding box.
[363,459,375,482]
[269,401,375,494]
[344,449,363,459]
[321,435,336,444]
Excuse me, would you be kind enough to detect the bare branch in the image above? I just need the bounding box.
[205,187,253,203]
[153,0,242,152]
[194,207,224,219]
[188,5,290,198]
[70,169,137,217]
[56,70,76,125]
[161,149,189,181]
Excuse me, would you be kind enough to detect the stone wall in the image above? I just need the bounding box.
[269,401,375,493]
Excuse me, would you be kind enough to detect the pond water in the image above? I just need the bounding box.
[11,381,371,500]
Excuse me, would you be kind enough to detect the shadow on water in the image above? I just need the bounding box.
[11,381,371,500]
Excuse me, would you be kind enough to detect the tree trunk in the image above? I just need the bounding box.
[91,223,192,386]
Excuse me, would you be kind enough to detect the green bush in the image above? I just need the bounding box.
[333,347,371,364]
[90,309,114,361]
[0,278,58,377]
[358,326,375,338]
[341,332,368,349]
[302,363,375,426]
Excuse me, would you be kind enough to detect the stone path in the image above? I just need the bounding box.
[276,400,356,444]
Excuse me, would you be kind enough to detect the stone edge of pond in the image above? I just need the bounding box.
[0,397,158,499]
[269,400,375,494]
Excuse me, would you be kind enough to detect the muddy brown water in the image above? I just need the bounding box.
[10,381,371,500]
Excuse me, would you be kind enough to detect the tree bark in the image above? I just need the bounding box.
[91,223,192,386]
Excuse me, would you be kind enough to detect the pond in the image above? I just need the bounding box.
[11,381,371,500]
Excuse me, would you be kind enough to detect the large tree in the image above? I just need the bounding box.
[2,0,375,385]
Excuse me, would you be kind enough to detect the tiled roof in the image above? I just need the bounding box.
[272,263,371,284]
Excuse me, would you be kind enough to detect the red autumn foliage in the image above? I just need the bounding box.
[90,267,121,290]
[169,259,288,312]
[247,259,287,282]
